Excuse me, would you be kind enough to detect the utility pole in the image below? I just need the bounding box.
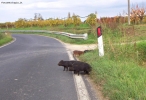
[128,0,130,25]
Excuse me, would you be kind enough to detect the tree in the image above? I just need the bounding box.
[34,13,43,21]
[5,22,14,29]
[85,13,96,27]
[130,5,146,24]
[68,12,71,18]
[34,13,37,20]
[14,18,26,28]
[72,15,81,26]
[85,13,97,35]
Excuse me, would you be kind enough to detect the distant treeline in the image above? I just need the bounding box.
[1,15,146,29]
[1,5,146,29]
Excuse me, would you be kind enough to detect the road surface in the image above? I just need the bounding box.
[0,34,78,100]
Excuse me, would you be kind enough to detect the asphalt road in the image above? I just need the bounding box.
[0,34,78,100]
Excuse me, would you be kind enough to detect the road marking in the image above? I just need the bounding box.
[67,50,91,100]
[14,79,18,81]
[0,37,16,48]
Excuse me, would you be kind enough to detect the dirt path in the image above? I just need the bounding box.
[63,42,97,52]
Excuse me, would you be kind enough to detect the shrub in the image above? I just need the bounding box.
[136,42,146,62]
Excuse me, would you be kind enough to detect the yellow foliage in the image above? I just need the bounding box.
[86,13,96,27]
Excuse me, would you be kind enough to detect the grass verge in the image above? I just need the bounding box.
[79,41,146,100]
[0,33,13,46]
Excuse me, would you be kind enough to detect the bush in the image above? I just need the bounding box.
[136,42,146,62]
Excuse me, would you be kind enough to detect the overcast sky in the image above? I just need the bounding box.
[0,0,146,23]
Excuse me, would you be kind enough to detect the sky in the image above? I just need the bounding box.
[0,0,146,23]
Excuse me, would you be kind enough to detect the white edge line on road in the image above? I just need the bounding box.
[67,50,91,100]
[0,37,16,48]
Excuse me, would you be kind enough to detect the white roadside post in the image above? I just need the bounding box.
[83,33,88,40]
[97,26,104,57]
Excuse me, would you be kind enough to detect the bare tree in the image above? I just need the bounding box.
[34,13,44,21]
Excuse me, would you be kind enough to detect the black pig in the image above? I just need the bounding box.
[69,61,92,75]
[58,60,77,71]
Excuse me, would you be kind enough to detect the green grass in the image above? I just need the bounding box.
[3,23,146,44]
[6,26,49,30]
[0,33,13,46]
[136,42,146,65]
[101,24,146,44]
[79,42,146,100]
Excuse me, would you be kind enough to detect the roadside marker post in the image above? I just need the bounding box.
[97,26,104,57]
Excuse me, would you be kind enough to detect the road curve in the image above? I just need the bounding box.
[0,34,78,100]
